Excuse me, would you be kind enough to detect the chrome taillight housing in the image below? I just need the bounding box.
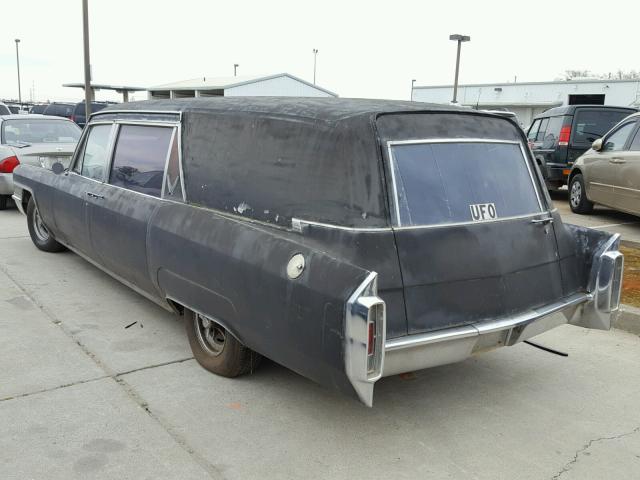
[345,272,386,407]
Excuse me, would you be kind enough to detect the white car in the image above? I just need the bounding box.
[0,114,81,209]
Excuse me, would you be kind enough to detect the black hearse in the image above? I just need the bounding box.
[12,98,623,406]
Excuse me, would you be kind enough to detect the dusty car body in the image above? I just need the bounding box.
[0,114,80,209]
[12,98,623,406]
[569,112,640,216]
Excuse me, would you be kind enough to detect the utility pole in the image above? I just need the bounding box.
[449,34,470,104]
[234,64,239,76]
[411,79,416,101]
[313,49,318,84]
[15,39,22,104]
[82,0,93,120]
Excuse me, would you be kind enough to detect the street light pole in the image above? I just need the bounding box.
[312,49,318,84]
[14,39,22,105]
[234,64,239,76]
[449,34,470,104]
[82,0,93,120]
[411,79,416,101]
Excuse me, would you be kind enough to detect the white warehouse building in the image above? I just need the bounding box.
[148,73,337,99]
[412,79,640,126]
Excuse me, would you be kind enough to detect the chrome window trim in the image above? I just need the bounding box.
[160,128,177,199]
[158,125,187,203]
[386,138,546,228]
[91,109,182,118]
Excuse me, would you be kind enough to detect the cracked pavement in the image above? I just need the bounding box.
[2,207,640,479]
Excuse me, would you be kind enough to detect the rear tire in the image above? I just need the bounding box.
[26,197,66,252]
[569,174,594,214]
[185,310,261,377]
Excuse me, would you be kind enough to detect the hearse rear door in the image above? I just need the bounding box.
[385,136,565,334]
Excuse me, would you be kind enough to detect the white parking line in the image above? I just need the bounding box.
[592,221,640,229]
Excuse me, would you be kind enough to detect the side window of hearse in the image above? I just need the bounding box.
[79,124,113,181]
[109,125,173,197]
[163,130,184,201]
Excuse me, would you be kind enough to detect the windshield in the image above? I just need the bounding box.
[389,141,542,227]
[2,119,81,145]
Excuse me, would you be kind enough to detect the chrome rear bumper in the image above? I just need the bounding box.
[382,233,623,378]
[383,292,589,377]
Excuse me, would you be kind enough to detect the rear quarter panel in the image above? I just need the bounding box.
[147,202,372,399]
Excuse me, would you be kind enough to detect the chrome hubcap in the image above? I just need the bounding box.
[570,181,582,208]
[194,313,226,356]
[32,207,50,242]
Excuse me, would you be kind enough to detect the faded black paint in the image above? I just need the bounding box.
[12,98,608,401]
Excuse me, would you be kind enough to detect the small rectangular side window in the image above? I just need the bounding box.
[78,124,113,181]
[109,125,173,197]
[162,129,185,202]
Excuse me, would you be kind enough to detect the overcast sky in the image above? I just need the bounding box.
[0,0,637,103]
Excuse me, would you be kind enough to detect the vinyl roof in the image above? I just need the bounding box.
[98,97,467,122]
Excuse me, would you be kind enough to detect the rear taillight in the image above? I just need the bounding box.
[0,155,20,173]
[366,303,384,374]
[558,126,571,146]
[345,272,386,407]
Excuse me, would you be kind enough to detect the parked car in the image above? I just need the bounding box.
[29,104,49,115]
[0,114,81,209]
[70,101,115,128]
[569,112,640,215]
[0,103,10,115]
[12,98,623,406]
[6,104,28,114]
[527,105,637,190]
[42,102,75,120]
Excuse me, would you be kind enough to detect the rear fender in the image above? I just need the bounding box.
[563,224,623,330]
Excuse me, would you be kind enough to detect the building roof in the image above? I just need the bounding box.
[415,78,640,90]
[63,83,146,92]
[148,73,338,97]
[97,97,477,123]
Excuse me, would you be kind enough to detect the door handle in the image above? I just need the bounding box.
[610,157,626,164]
[86,192,105,199]
[531,217,554,225]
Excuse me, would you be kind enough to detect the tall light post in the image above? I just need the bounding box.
[15,39,22,104]
[410,79,416,101]
[312,49,318,84]
[449,34,470,104]
[234,63,239,76]
[82,0,93,120]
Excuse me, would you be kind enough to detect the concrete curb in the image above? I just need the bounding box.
[614,304,640,336]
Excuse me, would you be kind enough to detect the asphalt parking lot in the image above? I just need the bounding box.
[2,202,640,480]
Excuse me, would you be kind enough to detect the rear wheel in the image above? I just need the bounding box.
[26,197,66,252]
[185,310,261,377]
[569,173,594,214]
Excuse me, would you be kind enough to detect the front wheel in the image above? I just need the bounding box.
[185,310,261,377]
[26,197,66,252]
[569,174,594,214]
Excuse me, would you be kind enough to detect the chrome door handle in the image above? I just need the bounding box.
[86,192,104,199]
[610,157,626,164]
[531,217,553,225]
